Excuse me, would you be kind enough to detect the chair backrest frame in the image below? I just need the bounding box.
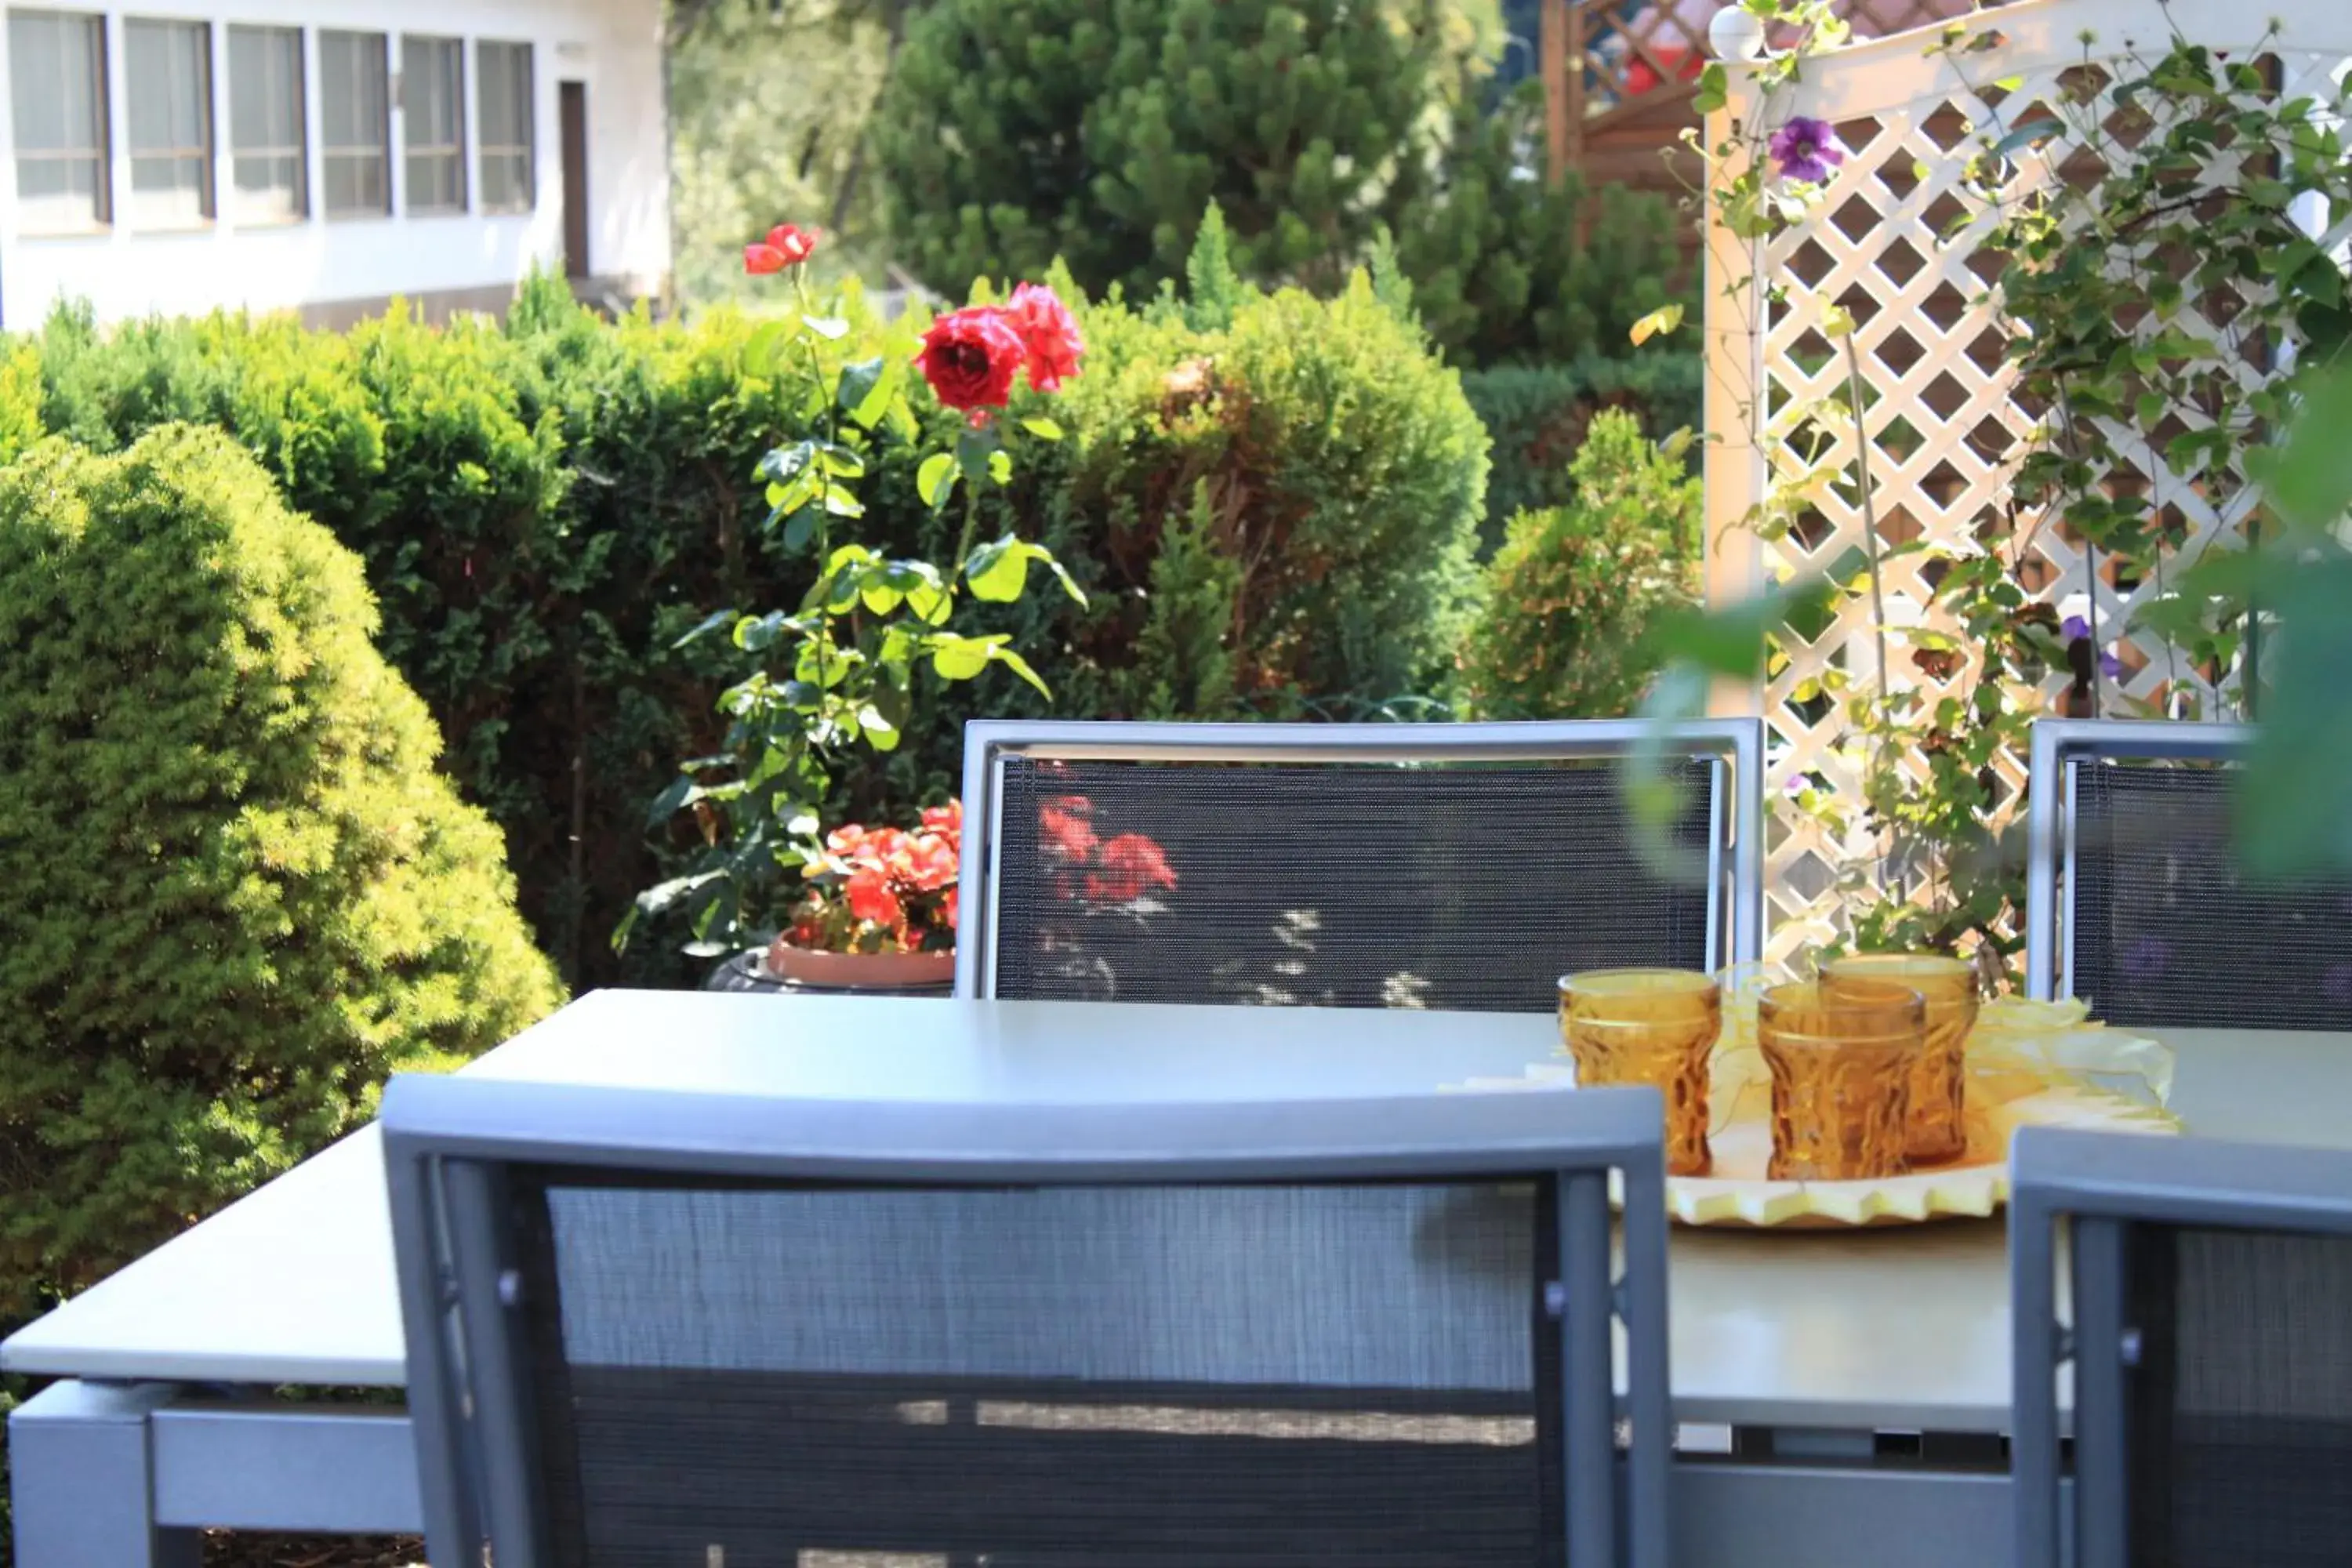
[955,717,1766,1001]
[2011,1126,2352,1568]
[385,1071,1675,1568]
[2024,718,2256,1004]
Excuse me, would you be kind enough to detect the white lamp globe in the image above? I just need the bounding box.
[1710,5,1767,60]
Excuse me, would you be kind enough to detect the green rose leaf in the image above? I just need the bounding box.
[965,536,1029,602]
[1019,416,1064,441]
[673,608,738,649]
[800,314,851,341]
[988,643,1052,699]
[858,703,900,752]
[988,448,1013,485]
[916,451,958,510]
[955,424,998,483]
[836,357,887,419]
[928,633,996,681]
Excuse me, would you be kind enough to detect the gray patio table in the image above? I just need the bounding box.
[7,990,2349,1568]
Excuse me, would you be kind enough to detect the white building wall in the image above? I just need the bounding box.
[0,0,670,328]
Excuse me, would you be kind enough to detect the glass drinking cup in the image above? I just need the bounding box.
[1559,967,1723,1177]
[1822,952,1980,1165]
[1755,978,1926,1181]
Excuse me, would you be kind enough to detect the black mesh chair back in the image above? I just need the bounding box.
[386,1075,1674,1568]
[960,720,1765,1009]
[2027,720,2352,1026]
[2012,1128,2352,1568]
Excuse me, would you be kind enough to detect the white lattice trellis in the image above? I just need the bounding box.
[1700,0,2352,964]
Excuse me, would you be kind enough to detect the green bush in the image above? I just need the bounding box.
[0,425,563,1327]
[1455,409,1699,720]
[1460,352,1700,553]
[3,250,1484,981]
[1390,82,1686,370]
[875,0,1454,302]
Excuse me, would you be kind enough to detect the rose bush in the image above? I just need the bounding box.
[622,227,1090,958]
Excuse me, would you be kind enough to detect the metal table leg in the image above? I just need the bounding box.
[10,1381,201,1568]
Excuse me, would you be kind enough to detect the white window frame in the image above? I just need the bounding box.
[225,23,304,224]
[318,27,389,220]
[401,32,465,216]
[9,8,112,233]
[474,38,532,215]
[123,15,216,229]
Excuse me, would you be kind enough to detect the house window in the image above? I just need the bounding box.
[227,24,303,223]
[476,40,532,213]
[9,9,109,230]
[319,29,388,217]
[401,34,464,214]
[125,18,213,227]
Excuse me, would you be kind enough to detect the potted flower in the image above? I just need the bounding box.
[766,801,962,989]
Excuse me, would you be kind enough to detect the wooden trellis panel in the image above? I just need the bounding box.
[1550,0,2008,193]
[1700,0,2352,964]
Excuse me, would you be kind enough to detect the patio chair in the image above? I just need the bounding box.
[2024,717,2352,1028]
[956,718,1766,1007]
[383,1073,1674,1568]
[2011,1126,2352,1568]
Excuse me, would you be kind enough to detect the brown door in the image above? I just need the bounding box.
[559,81,590,280]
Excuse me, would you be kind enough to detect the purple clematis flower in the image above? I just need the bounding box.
[2061,615,2126,680]
[1769,117,1846,184]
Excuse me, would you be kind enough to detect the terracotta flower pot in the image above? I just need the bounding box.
[764,938,956,991]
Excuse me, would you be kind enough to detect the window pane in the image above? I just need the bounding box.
[319,31,388,215]
[129,154,206,227]
[231,154,302,223]
[227,25,302,220]
[126,21,208,152]
[324,152,385,216]
[401,34,463,211]
[9,9,107,227]
[476,40,532,211]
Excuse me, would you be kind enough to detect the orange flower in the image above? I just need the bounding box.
[941,887,959,930]
[745,222,820,274]
[845,866,903,928]
[1087,833,1178,903]
[921,799,964,845]
[899,831,959,892]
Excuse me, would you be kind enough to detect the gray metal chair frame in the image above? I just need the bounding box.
[2024,718,2256,1004]
[384,1073,1675,1568]
[2011,1126,2352,1568]
[955,717,1767,1001]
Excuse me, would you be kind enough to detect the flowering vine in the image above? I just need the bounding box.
[1653,1,2352,980]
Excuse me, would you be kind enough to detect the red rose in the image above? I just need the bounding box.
[1004,282,1083,393]
[744,223,820,274]
[914,306,1028,414]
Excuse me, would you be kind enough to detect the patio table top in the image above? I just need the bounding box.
[5,989,2347,1432]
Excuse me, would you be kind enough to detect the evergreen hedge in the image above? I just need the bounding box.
[11,256,1486,984]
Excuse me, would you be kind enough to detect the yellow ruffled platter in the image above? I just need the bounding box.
[1446,979,2181,1228]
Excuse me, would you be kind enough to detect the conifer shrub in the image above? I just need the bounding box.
[0,425,562,1327]
[1456,410,1700,719]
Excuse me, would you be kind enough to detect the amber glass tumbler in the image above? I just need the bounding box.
[1823,952,1980,1164]
[1559,967,1722,1177]
[1755,978,1926,1181]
